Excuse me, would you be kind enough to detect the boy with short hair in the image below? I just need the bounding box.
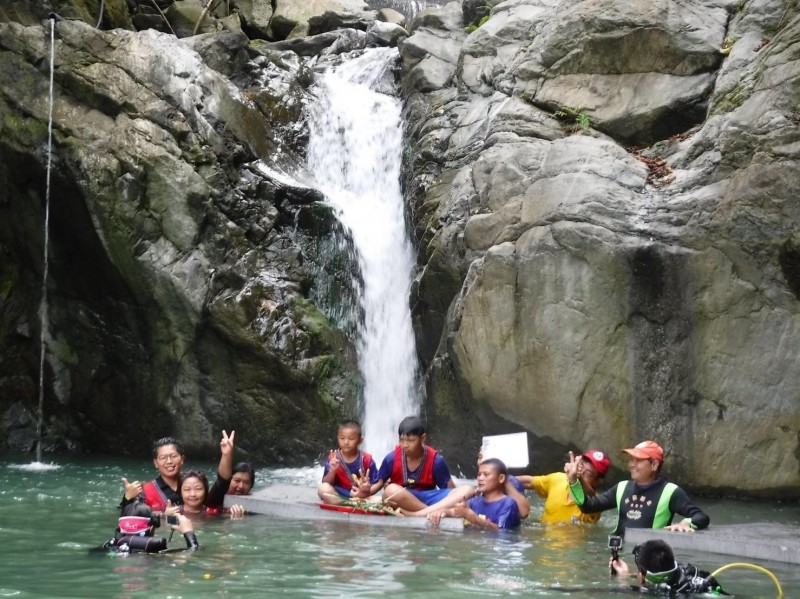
[612,539,725,594]
[427,458,521,531]
[378,416,456,511]
[318,420,383,504]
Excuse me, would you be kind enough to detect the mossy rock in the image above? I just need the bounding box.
[711,81,754,115]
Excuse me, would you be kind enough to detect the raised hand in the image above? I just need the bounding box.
[351,468,372,498]
[121,477,143,501]
[328,450,340,471]
[564,451,580,484]
[220,430,235,457]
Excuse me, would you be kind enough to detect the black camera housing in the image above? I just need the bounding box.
[166,514,179,526]
[608,535,623,575]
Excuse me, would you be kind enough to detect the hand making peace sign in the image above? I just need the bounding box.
[564,451,580,485]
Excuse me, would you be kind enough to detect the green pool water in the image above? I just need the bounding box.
[0,456,797,598]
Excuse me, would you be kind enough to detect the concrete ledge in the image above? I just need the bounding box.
[625,524,800,565]
[224,483,464,532]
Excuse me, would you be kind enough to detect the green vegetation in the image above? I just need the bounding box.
[295,297,333,342]
[710,81,753,115]
[311,355,341,384]
[465,15,490,33]
[553,105,592,132]
[464,2,493,33]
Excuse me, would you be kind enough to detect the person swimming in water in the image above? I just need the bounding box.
[101,501,199,554]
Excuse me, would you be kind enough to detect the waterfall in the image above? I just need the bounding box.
[306,49,419,461]
[34,17,55,467]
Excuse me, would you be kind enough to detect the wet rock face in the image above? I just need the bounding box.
[0,19,361,462]
[404,0,800,495]
[1,0,798,497]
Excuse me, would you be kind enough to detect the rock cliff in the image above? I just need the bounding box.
[1,0,798,495]
[403,0,800,495]
[0,19,363,461]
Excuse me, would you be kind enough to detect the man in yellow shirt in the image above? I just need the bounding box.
[518,449,610,524]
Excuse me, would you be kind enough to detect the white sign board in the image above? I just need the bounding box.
[481,432,529,468]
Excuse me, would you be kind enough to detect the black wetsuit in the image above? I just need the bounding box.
[205,472,231,510]
[637,562,726,595]
[570,478,709,536]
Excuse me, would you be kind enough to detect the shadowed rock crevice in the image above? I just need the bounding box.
[779,236,800,300]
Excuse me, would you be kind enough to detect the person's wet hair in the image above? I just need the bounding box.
[634,540,677,580]
[339,420,362,436]
[397,415,425,436]
[233,462,255,483]
[152,436,184,458]
[122,499,154,519]
[479,457,508,477]
[180,469,209,497]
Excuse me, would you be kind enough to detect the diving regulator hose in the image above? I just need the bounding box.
[709,562,783,598]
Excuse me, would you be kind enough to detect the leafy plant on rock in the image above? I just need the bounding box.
[553,105,591,133]
[464,2,493,33]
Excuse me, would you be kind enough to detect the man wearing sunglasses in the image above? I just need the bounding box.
[612,539,725,594]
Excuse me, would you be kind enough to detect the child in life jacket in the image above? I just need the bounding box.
[377,416,458,511]
[102,501,199,554]
[318,420,383,504]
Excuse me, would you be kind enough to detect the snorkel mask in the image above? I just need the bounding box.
[633,544,679,585]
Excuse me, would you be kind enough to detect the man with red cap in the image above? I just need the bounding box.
[566,440,709,536]
[516,449,611,524]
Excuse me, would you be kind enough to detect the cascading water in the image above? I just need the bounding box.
[306,49,419,460]
[17,16,60,471]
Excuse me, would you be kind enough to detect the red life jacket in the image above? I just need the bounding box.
[142,480,169,513]
[390,445,438,490]
[333,451,373,490]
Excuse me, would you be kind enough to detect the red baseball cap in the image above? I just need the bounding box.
[581,449,610,476]
[622,440,664,463]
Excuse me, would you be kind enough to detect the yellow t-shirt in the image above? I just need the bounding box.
[531,472,601,524]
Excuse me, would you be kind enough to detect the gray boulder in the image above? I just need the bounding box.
[402,0,800,495]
